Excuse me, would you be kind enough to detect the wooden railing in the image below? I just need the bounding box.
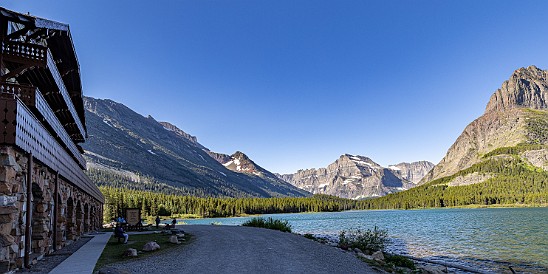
[2,41,47,65]
[0,82,86,169]
[0,97,103,202]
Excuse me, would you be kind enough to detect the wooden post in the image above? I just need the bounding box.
[24,153,33,268]
[0,17,7,81]
[53,172,59,251]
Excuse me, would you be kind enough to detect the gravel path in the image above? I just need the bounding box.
[109,225,381,273]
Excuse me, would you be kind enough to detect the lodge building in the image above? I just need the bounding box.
[0,7,104,271]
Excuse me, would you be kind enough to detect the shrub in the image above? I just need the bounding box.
[385,254,415,269]
[338,226,388,252]
[241,217,292,232]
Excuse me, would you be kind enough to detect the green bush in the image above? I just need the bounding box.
[241,217,292,232]
[338,226,388,252]
[385,254,415,269]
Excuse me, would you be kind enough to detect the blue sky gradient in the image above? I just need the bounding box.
[3,1,548,173]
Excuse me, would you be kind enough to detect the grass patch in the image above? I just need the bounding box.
[94,232,191,271]
[241,217,292,232]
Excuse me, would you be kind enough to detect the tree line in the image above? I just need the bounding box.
[101,186,355,223]
[356,157,547,209]
[99,156,547,224]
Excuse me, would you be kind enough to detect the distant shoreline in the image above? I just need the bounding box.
[167,203,548,222]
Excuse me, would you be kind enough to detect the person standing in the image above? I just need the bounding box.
[155,216,161,228]
[171,218,177,227]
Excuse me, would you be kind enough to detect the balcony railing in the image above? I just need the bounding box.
[0,96,102,202]
[2,41,47,64]
[0,82,86,169]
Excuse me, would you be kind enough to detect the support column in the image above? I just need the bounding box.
[24,153,32,268]
[53,172,58,251]
[0,18,7,80]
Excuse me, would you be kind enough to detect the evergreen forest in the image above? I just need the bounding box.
[101,152,547,223]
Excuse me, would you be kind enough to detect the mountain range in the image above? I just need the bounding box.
[82,97,308,198]
[277,155,433,199]
[82,65,547,204]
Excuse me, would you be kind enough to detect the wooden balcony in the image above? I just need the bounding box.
[0,82,86,169]
[2,42,86,142]
[0,96,103,202]
[1,41,47,66]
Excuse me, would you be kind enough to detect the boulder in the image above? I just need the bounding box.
[123,248,138,257]
[417,264,447,274]
[356,252,373,261]
[142,241,160,251]
[371,250,385,261]
[169,235,179,244]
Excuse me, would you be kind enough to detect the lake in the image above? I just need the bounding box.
[180,207,548,273]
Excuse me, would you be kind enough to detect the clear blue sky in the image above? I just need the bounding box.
[3,1,548,174]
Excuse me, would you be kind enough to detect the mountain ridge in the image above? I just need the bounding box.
[82,97,309,198]
[278,154,433,199]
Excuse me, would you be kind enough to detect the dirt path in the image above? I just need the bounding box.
[109,225,380,273]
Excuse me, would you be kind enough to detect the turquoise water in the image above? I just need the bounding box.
[181,207,548,273]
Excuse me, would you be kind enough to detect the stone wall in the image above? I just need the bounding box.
[0,146,102,271]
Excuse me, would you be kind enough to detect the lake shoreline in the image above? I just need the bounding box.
[160,203,548,223]
[178,207,547,273]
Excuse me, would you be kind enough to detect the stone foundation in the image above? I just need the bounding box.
[0,146,102,271]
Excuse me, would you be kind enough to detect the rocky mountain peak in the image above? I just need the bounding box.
[232,151,250,161]
[279,154,432,199]
[485,65,548,113]
[224,151,259,174]
[339,154,382,169]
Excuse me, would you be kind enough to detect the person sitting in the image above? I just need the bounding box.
[171,218,177,227]
[114,223,128,244]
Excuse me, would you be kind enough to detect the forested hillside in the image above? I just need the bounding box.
[357,153,547,209]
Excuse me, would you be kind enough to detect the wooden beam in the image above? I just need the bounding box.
[53,172,59,251]
[26,28,47,41]
[0,65,32,82]
[0,18,8,79]
[6,26,32,40]
[24,153,33,268]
